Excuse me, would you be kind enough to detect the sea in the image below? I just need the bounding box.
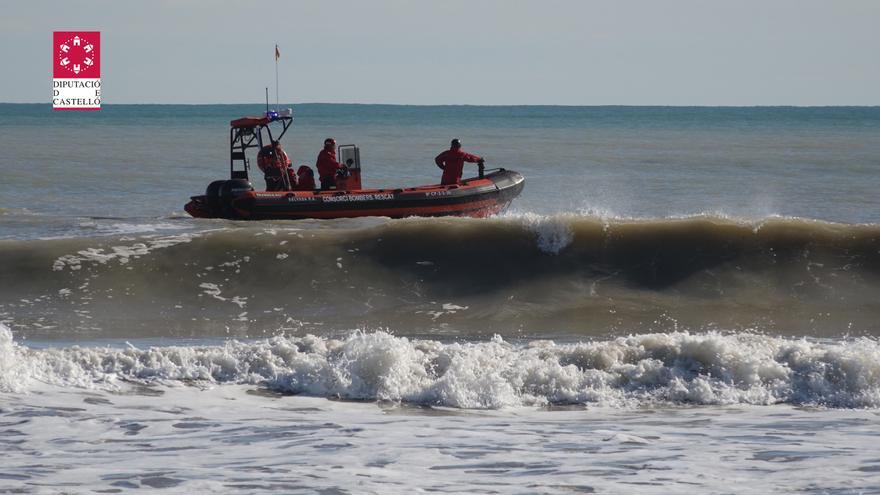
[1,103,880,494]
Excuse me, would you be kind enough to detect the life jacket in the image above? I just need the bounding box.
[435,148,482,185]
[315,148,342,180]
[257,145,291,174]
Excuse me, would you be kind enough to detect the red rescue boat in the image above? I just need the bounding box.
[184,111,524,220]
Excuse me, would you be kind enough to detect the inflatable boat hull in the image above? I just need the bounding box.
[185,169,524,220]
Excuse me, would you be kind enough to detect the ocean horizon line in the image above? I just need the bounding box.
[3,102,879,109]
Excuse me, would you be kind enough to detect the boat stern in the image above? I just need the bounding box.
[184,195,213,218]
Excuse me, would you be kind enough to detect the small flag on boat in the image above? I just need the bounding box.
[275,44,280,61]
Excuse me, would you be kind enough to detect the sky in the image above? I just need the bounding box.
[3,0,879,105]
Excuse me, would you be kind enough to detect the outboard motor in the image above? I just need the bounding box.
[221,178,253,198]
[205,179,253,217]
[204,180,227,214]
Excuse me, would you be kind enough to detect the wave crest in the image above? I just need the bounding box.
[5,329,880,409]
[2,214,879,339]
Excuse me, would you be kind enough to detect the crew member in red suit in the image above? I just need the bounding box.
[295,165,316,190]
[316,138,344,190]
[435,138,483,185]
[257,141,294,191]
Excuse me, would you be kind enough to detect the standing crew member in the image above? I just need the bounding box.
[316,138,344,190]
[257,140,294,191]
[435,138,483,185]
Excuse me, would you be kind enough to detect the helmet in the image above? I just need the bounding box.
[451,138,461,148]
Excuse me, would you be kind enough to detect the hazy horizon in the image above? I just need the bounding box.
[3,0,878,106]
[3,102,879,108]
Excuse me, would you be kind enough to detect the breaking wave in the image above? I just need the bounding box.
[2,214,879,338]
[2,323,879,409]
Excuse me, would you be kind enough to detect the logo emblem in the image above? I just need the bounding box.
[53,31,101,110]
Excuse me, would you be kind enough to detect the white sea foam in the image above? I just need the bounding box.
[96,221,192,236]
[4,329,880,409]
[0,323,31,393]
[3,382,877,494]
[513,213,575,254]
[5,329,880,493]
[52,233,196,271]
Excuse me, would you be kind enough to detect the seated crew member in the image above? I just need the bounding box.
[257,141,294,191]
[434,138,483,185]
[316,138,344,190]
[295,165,316,190]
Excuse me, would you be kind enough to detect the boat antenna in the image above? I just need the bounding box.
[274,44,280,109]
[265,87,269,114]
